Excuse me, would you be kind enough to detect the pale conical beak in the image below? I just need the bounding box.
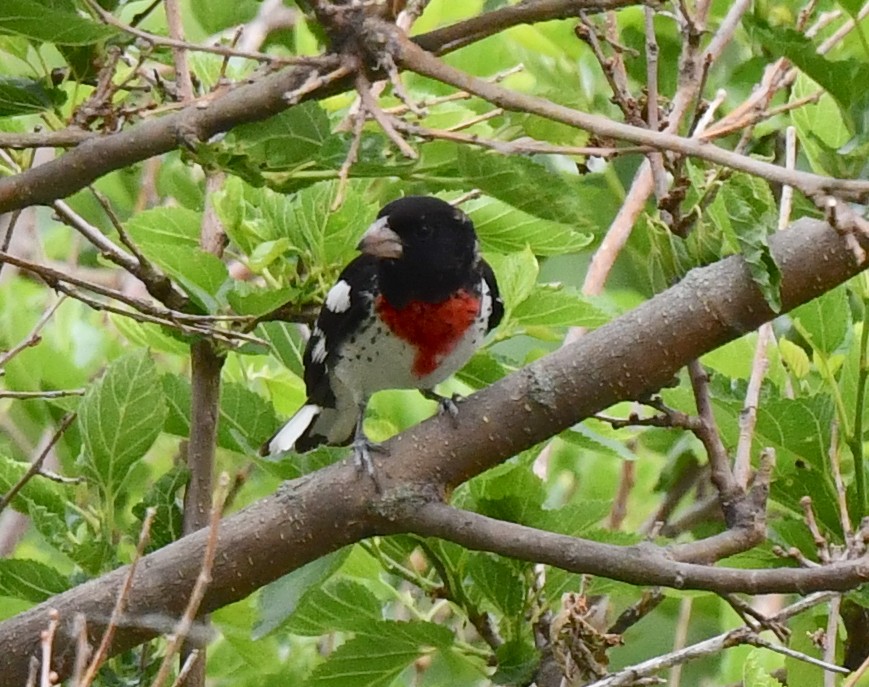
[357,217,403,259]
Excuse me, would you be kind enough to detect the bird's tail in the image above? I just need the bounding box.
[260,404,322,456]
[260,402,357,456]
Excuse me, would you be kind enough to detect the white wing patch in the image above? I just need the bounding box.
[325,279,352,313]
[311,336,327,364]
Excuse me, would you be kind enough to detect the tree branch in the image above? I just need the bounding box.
[0,0,638,214]
[386,26,869,202]
[1,218,868,683]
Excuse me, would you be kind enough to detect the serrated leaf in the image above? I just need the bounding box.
[492,638,539,685]
[248,238,292,272]
[306,632,426,687]
[227,283,297,318]
[217,382,280,453]
[0,0,118,44]
[0,559,69,602]
[725,174,781,312]
[778,338,811,379]
[287,181,372,265]
[258,322,306,377]
[109,314,191,355]
[486,247,538,313]
[0,77,65,117]
[467,554,526,619]
[458,148,601,226]
[747,15,869,117]
[513,285,610,329]
[161,375,279,453]
[0,453,69,516]
[790,286,850,355]
[561,424,637,462]
[790,74,852,177]
[131,466,188,551]
[139,244,229,313]
[124,207,202,249]
[227,102,331,169]
[455,349,512,388]
[253,549,351,639]
[284,578,382,636]
[79,351,167,496]
[464,195,593,255]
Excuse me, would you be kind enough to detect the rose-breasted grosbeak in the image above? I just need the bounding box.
[262,195,503,476]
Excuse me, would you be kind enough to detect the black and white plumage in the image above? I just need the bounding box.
[262,196,503,475]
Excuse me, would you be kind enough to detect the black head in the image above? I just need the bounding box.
[358,196,481,306]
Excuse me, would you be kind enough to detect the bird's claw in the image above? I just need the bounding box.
[352,437,387,489]
[423,389,463,428]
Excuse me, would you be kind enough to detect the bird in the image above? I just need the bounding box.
[261,195,504,477]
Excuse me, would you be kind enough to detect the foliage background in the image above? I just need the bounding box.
[0,0,868,686]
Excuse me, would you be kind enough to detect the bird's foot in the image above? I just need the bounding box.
[422,389,463,427]
[352,437,387,488]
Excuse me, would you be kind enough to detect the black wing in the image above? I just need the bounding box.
[480,259,504,332]
[303,255,379,407]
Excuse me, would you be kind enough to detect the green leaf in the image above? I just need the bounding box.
[109,314,191,355]
[306,632,426,687]
[458,148,603,226]
[778,338,811,379]
[790,74,852,177]
[455,349,512,388]
[258,322,306,377]
[0,77,65,117]
[725,174,781,312]
[161,375,279,454]
[492,638,539,685]
[79,350,167,496]
[0,0,118,44]
[124,207,202,249]
[284,578,382,636]
[217,382,280,454]
[131,466,188,551]
[486,247,539,313]
[190,0,258,34]
[790,286,851,355]
[227,102,332,170]
[139,245,229,313]
[0,453,69,516]
[747,15,869,115]
[512,285,610,328]
[464,195,593,255]
[227,282,296,318]
[467,554,526,619]
[0,559,69,602]
[254,549,351,639]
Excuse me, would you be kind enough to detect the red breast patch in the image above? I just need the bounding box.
[376,290,481,377]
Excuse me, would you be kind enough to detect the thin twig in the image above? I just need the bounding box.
[79,508,157,687]
[687,360,740,503]
[40,610,60,687]
[643,5,666,202]
[149,472,230,687]
[355,70,418,159]
[332,110,365,211]
[164,0,194,101]
[0,296,67,370]
[0,413,76,516]
[669,597,692,687]
[84,0,315,65]
[0,389,86,399]
[823,595,842,687]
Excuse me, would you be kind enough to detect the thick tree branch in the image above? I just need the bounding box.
[397,502,867,595]
[0,0,636,214]
[1,218,868,683]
